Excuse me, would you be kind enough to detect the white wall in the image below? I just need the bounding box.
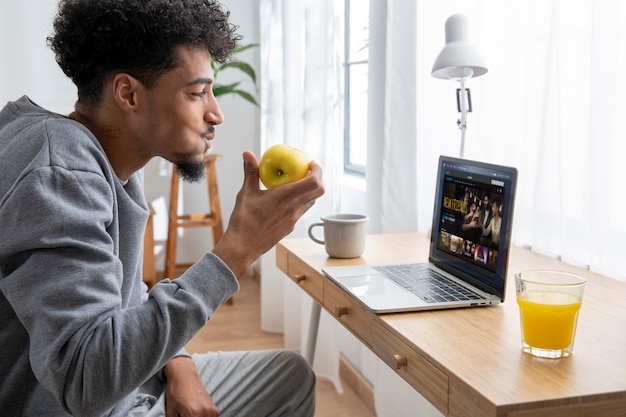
[0,0,76,111]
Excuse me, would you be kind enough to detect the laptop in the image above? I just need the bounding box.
[322,155,518,313]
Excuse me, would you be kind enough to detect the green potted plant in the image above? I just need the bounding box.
[212,43,259,106]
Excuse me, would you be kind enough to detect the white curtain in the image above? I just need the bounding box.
[442,0,626,279]
[366,0,419,234]
[258,0,432,414]
[258,0,345,387]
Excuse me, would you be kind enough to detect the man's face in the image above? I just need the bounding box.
[140,46,224,182]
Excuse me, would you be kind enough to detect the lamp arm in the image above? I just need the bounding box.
[458,78,468,158]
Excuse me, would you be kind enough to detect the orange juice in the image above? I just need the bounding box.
[517,291,582,350]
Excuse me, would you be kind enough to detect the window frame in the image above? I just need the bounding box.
[343,0,368,176]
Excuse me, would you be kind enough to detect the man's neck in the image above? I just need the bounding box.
[68,105,143,181]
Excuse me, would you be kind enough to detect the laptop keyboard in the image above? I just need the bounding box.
[373,264,484,304]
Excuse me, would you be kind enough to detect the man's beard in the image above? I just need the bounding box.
[175,159,206,183]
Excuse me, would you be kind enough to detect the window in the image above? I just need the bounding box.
[343,0,369,175]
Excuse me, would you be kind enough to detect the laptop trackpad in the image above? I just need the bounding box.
[336,274,426,311]
[337,274,408,296]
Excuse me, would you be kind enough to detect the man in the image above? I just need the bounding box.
[0,0,324,416]
[479,193,493,247]
[480,194,493,229]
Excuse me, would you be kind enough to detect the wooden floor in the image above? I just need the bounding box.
[185,273,376,417]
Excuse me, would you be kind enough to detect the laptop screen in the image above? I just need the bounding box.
[429,156,518,299]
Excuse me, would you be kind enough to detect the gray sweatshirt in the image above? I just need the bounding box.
[0,96,239,416]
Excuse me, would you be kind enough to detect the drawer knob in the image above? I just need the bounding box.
[335,306,348,317]
[393,354,407,369]
[294,275,306,283]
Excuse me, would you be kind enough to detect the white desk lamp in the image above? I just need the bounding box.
[432,14,487,158]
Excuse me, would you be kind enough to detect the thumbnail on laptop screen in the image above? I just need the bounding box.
[430,156,518,299]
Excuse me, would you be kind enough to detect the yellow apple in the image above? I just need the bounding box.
[258,144,310,188]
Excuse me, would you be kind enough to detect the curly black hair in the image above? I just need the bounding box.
[47,0,242,104]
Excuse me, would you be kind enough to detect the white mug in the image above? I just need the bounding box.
[308,213,369,258]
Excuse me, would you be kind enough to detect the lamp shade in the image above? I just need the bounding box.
[431,14,487,80]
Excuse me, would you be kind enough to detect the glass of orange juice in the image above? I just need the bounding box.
[515,270,586,359]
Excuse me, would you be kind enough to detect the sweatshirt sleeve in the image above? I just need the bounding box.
[0,164,238,416]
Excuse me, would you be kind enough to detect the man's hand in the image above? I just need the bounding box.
[163,356,218,417]
[213,150,325,278]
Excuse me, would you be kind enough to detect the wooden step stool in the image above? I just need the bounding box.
[164,154,228,301]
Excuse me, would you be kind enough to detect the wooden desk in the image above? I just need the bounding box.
[276,233,626,417]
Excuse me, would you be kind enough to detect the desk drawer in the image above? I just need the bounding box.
[323,280,373,347]
[373,321,448,415]
[286,255,324,303]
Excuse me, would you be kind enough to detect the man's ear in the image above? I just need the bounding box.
[112,73,143,112]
